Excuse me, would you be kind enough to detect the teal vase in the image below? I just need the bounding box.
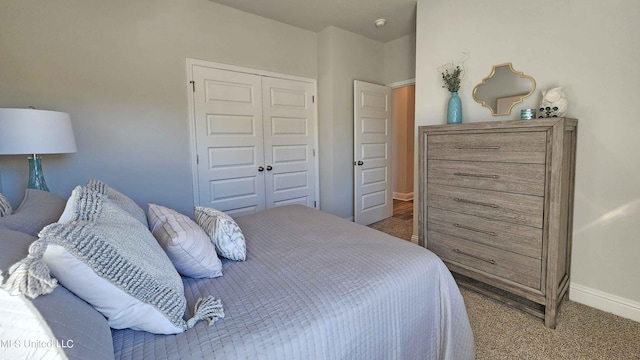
[28,156,50,191]
[447,92,462,124]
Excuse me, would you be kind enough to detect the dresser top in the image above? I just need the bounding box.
[419,118,578,133]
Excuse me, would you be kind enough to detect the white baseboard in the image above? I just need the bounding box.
[570,283,640,323]
[393,192,414,201]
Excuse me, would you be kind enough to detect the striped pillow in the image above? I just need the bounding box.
[0,193,11,217]
[147,204,222,279]
[194,206,246,261]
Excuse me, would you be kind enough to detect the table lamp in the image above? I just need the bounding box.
[0,108,77,191]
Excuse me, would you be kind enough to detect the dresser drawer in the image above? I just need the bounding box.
[427,230,542,289]
[428,160,546,196]
[427,183,544,228]
[427,131,547,163]
[427,207,542,259]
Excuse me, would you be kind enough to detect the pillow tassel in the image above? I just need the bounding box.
[3,240,57,299]
[185,296,224,329]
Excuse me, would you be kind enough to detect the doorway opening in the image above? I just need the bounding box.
[391,84,415,216]
[367,82,415,241]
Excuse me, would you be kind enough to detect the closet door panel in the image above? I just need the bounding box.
[192,66,266,215]
[262,77,317,209]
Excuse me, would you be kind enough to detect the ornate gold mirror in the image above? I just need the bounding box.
[472,63,536,116]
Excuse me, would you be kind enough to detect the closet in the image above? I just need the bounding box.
[190,63,317,217]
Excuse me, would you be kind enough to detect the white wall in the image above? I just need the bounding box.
[0,0,317,215]
[317,26,386,219]
[416,0,640,316]
[384,33,416,84]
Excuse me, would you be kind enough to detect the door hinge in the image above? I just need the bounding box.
[190,80,195,92]
[313,148,316,156]
[312,95,315,103]
[314,201,317,208]
[196,154,199,164]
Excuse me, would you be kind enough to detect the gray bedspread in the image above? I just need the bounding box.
[112,205,474,359]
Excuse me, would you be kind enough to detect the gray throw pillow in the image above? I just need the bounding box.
[0,189,65,236]
[86,179,148,228]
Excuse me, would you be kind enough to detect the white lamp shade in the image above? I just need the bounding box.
[0,108,77,155]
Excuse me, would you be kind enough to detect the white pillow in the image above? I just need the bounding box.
[147,204,223,279]
[0,288,67,360]
[194,206,246,261]
[57,186,79,223]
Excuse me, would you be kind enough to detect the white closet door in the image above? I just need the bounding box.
[192,65,266,216]
[262,77,317,209]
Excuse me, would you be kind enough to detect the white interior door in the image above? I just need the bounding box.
[354,80,393,225]
[262,76,317,209]
[192,65,266,217]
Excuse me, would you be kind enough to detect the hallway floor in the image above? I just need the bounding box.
[367,199,414,241]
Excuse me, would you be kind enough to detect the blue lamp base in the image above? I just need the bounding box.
[28,156,50,191]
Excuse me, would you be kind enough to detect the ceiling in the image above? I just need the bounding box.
[209,0,417,43]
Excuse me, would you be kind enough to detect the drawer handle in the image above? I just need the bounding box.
[454,145,501,150]
[454,223,497,236]
[453,197,499,208]
[454,172,500,179]
[453,248,496,265]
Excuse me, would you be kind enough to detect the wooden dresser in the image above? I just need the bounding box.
[418,118,577,328]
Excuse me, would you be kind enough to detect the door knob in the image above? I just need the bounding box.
[266,165,273,171]
[357,161,364,166]
[258,166,264,172]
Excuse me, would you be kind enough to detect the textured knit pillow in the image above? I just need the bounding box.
[147,204,223,279]
[0,189,65,236]
[194,206,246,261]
[3,186,224,334]
[0,193,12,217]
[86,179,148,227]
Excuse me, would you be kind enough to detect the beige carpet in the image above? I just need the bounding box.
[462,288,640,359]
[368,217,640,359]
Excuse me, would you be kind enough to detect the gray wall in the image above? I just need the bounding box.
[317,26,386,219]
[0,1,417,222]
[0,0,317,215]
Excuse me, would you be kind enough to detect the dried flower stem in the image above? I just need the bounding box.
[439,52,469,93]
[442,66,462,93]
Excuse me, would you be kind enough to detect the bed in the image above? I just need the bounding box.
[0,187,474,360]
